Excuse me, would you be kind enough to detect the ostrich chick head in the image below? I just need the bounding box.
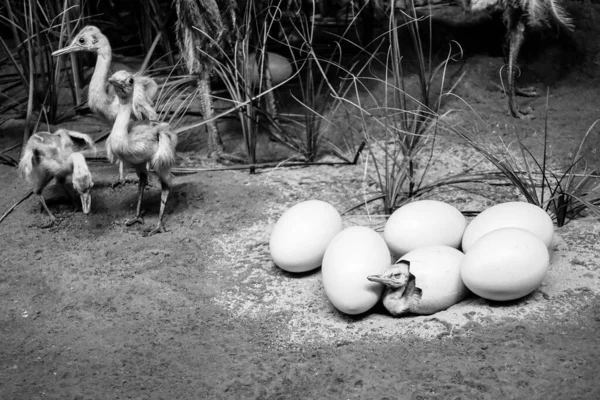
[367,260,423,317]
[368,260,412,289]
[52,25,110,57]
[70,153,94,214]
[108,70,135,102]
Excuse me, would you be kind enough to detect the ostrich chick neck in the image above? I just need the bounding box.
[88,43,116,120]
[108,98,135,162]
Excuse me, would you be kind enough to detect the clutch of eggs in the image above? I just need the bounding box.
[384,200,467,257]
[462,201,554,252]
[269,200,342,273]
[322,226,391,315]
[460,227,550,301]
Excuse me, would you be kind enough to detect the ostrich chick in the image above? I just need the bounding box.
[464,0,573,118]
[19,130,96,226]
[367,260,423,317]
[52,25,159,182]
[107,70,177,236]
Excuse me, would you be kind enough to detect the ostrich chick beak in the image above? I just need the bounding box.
[367,275,396,286]
[80,192,92,214]
[52,44,78,57]
[107,77,124,90]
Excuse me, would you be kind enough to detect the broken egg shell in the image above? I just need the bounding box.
[322,226,391,315]
[461,201,554,252]
[384,200,467,257]
[460,227,550,301]
[399,245,469,315]
[270,200,342,273]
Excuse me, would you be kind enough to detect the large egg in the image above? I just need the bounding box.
[322,226,391,315]
[270,200,342,273]
[462,201,554,252]
[398,246,469,315]
[384,200,467,257]
[246,52,293,86]
[460,227,550,301]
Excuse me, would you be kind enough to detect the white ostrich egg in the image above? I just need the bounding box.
[270,200,342,273]
[461,201,554,252]
[246,52,293,85]
[460,227,550,301]
[322,226,391,315]
[384,200,467,257]
[399,246,469,315]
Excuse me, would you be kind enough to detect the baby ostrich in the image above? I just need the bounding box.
[461,0,573,118]
[52,25,158,182]
[19,129,96,226]
[367,260,423,317]
[107,70,178,236]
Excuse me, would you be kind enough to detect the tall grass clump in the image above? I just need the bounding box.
[0,0,87,144]
[336,2,463,215]
[453,105,600,226]
[269,0,378,163]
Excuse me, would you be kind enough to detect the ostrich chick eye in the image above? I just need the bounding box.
[127,77,133,85]
[78,37,85,44]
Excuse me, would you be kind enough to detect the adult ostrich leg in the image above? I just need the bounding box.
[174,0,246,162]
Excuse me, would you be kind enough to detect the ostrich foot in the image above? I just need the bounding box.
[111,177,137,189]
[491,82,540,98]
[125,216,144,226]
[515,86,538,97]
[144,221,166,236]
[510,106,535,120]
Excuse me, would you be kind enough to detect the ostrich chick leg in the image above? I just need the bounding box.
[507,18,535,118]
[118,161,125,183]
[126,169,148,226]
[37,195,56,228]
[146,185,169,236]
[146,169,173,236]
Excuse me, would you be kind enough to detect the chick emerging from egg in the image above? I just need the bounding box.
[367,260,423,317]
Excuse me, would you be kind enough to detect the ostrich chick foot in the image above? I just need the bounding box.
[145,221,166,237]
[111,176,137,189]
[125,216,144,226]
[40,217,57,229]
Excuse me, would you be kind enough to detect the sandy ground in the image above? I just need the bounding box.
[2,2,600,399]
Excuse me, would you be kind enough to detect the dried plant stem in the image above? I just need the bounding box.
[0,191,33,225]
[23,0,35,148]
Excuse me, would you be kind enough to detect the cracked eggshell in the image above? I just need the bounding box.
[270,200,343,273]
[461,201,554,252]
[322,226,391,315]
[384,200,467,257]
[460,227,550,301]
[399,246,469,315]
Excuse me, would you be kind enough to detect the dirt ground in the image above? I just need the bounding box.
[1,2,600,399]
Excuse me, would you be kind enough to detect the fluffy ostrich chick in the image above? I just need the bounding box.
[52,25,158,182]
[107,70,178,236]
[19,129,96,226]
